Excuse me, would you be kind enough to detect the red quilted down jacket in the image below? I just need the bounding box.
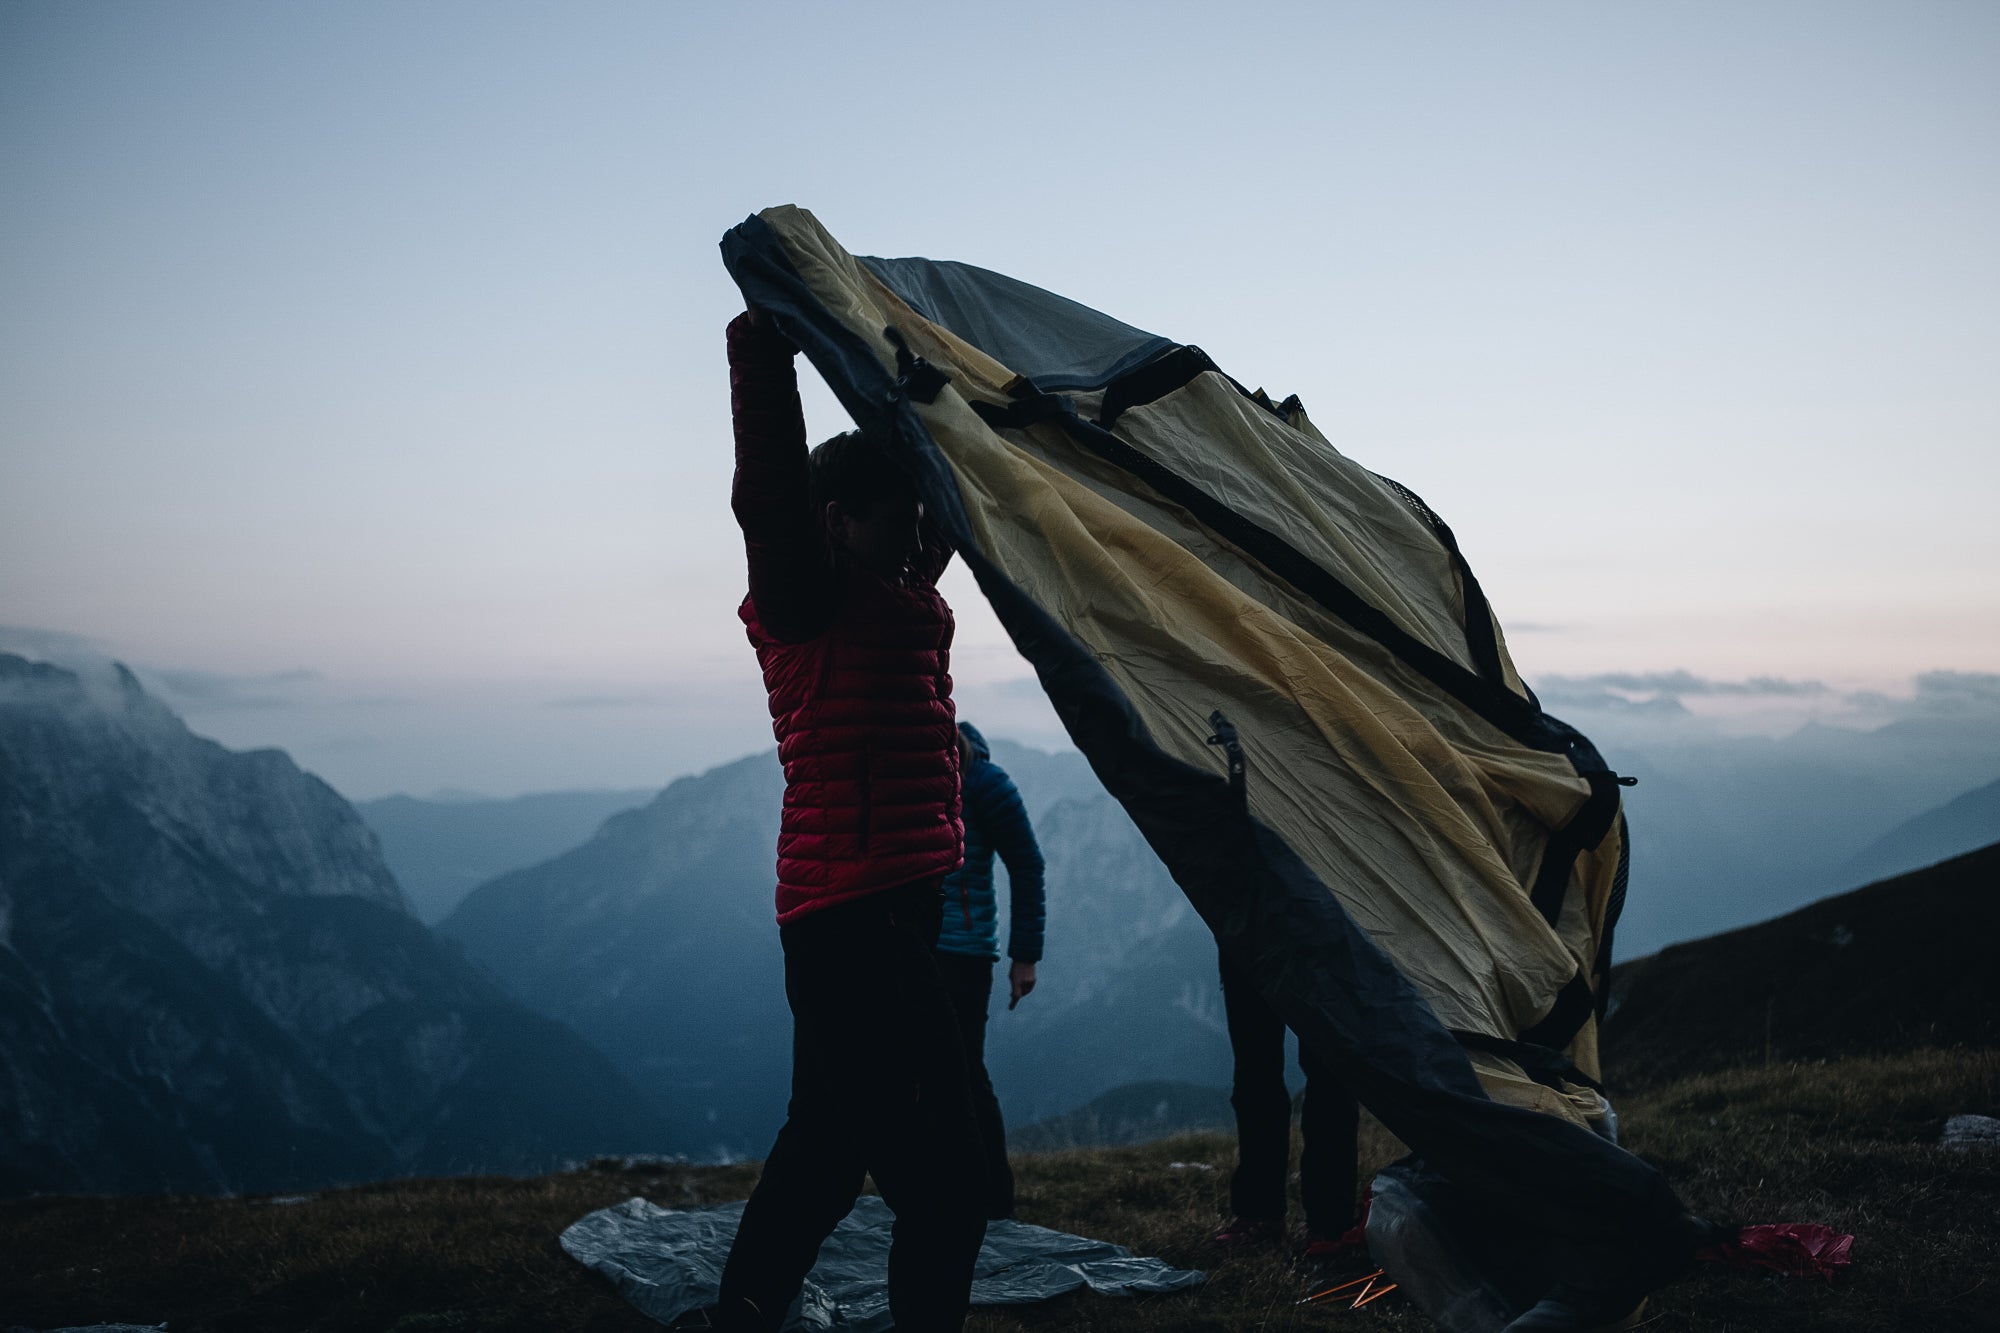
[728,314,963,923]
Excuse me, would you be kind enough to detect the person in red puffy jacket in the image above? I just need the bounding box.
[714,308,985,1333]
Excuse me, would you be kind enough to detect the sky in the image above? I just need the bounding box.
[3,1,1997,799]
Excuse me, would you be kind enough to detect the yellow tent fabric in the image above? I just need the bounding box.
[737,206,1619,1124]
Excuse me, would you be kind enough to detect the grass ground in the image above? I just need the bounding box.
[6,1050,1997,1333]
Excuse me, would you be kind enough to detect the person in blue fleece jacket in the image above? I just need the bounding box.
[935,721,1046,1220]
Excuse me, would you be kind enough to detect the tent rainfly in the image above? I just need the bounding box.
[722,205,1709,1317]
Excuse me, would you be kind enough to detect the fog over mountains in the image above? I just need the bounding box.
[435,741,1226,1159]
[357,788,655,924]
[6,643,1995,1187]
[1838,777,2000,893]
[1549,677,2000,957]
[0,655,670,1195]
[438,752,794,1160]
[423,676,2000,1160]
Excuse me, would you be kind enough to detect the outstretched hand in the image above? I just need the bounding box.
[733,304,792,345]
[1008,960,1037,1010]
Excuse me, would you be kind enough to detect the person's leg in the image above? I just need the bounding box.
[936,950,1014,1218]
[1219,948,1291,1228]
[716,903,880,1331]
[868,882,988,1331]
[1298,1037,1361,1237]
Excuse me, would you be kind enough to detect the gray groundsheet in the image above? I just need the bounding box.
[561,1194,1205,1330]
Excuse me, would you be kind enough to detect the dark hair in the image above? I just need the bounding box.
[807,430,914,518]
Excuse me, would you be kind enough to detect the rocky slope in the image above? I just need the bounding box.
[441,750,795,1160]
[0,654,670,1195]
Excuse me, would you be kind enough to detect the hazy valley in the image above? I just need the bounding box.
[6,648,1996,1188]
[0,655,670,1194]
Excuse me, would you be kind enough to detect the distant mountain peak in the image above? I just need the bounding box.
[1837,776,2000,890]
[0,651,410,915]
[0,652,671,1195]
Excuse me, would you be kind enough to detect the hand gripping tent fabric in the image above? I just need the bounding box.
[721,205,1704,1294]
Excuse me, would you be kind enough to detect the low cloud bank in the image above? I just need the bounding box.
[1532,668,2000,735]
[6,622,1993,808]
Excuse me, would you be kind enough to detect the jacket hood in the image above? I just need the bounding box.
[958,720,991,764]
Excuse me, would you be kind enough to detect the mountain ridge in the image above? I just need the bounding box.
[359,787,657,924]
[1835,776,2000,891]
[0,653,671,1195]
[439,741,1247,1158]
[1602,840,2000,1088]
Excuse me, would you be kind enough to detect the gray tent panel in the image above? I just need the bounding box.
[859,255,1175,392]
[560,1194,1203,1331]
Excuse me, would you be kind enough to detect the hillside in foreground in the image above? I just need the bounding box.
[1604,842,2000,1088]
[7,1049,1996,1333]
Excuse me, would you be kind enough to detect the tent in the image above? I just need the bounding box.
[721,205,1706,1314]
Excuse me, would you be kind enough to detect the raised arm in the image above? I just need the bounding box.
[728,311,834,642]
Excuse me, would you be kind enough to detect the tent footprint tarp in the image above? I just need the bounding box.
[720,205,1706,1296]
[560,1195,1203,1330]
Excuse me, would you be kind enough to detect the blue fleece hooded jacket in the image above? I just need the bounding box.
[937,722,1046,963]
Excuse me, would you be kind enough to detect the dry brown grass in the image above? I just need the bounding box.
[6,1050,1997,1332]
[1607,1048,2000,1332]
[1,1162,761,1333]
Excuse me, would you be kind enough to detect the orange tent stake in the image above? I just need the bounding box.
[1299,1269,1385,1305]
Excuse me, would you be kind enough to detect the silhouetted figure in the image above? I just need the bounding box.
[714,308,984,1333]
[935,720,1046,1219]
[1214,950,1362,1255]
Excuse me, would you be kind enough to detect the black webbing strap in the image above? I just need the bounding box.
[973,393,1074,431]
[1048,339,1511,694]
[883,325,949,405]
[1450,1026,1605,1095]
[1370,473,1507,690]
[971,383,1619,1064]
[1206,710,1246,803]
[967,393,1567,754]
[1593,813,1631,1022]
[1528,770,1624,927]
[1519,969,1599,1054]
[1096,344,1218,430]
[1094,345,1512,694]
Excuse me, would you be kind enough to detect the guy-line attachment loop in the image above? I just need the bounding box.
[1206,709,1246,801]
[883,325,949,405]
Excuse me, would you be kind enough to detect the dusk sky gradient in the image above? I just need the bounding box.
[3,1,1996,798]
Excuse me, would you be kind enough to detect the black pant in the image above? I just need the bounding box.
[935,951,1017,1219]
[1219,949,1361,1234]
[718,879,987,1332]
